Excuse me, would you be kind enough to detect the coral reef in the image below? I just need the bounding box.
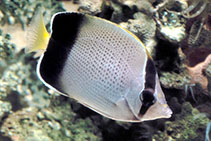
[153,102,210,141]
[0,30,16,121]
[0,0,65,29]
[1,98,102,141]
[155,8,186,43]
[120,12,157,54]
[0,0,210,140]
[0,29,16,71]
[187,54,211,91]
[78,0,103,15]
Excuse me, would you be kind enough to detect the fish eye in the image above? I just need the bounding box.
[139,89,156,115]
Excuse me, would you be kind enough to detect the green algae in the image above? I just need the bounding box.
[153,102,210,141]
[159,69,191,89]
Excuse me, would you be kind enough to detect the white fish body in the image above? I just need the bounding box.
[27,12,172,122]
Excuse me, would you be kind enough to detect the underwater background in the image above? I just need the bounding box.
[0,0,210,140]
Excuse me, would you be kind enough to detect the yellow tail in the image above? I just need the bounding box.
[25,11,50,54]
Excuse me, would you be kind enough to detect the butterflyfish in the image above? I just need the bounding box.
[26,12,172,122]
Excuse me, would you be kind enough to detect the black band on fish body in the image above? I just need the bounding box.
[39,12,85,92]
[51,12,85,45]
[139,58,157,116]
[144,58,156,90]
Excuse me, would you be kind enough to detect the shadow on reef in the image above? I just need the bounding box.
[154,39,180,73]
[5,91,26,112]
[0,135,11,141]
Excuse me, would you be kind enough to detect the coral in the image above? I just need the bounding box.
[159,70,191,89]
[154,7,186,42]
[153,102,210,141]
[0,30,17,120]
[179,0,211,68]
[98,0,138,23]
[0,38,53,108]
[159,50,191,89]
[155,46,192,90]
[120,12,157,54]
[187,54,211,91]
[180,0,210,19]
[0,29,16,71]
[78,0,103,15]
[1,98,102,141]
[186,19,211,51]
[0,0,65,29]
[0,101,11,121]
[116,0,154,15]
[205,64,211,78]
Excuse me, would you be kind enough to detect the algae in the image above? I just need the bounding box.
[153,102,210,141]
[1,99,102,141]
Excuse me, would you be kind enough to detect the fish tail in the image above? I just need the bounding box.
[25,10,50,54]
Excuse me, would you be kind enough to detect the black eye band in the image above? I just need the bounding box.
[144,58,156,89]
[139,89,156,115]
[139,58,157,116]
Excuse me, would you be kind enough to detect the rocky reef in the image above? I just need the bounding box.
[1,98,102,141]
[153,102,209,140]
[0,0,210,141]
[0,0,65,29]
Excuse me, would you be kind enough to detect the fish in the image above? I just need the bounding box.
[26,11,172,122]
